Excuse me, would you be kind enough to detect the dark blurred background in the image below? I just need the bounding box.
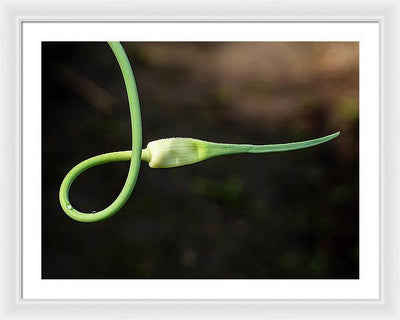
[42,42,359,279]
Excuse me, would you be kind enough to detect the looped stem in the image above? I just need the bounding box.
[59,42,142,222]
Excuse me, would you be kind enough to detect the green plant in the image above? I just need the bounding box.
[59,41,340,223]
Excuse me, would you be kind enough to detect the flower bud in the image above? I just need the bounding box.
[142,138,211,168]
[141,132,340,169]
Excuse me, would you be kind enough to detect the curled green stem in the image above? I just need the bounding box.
[59,42,340,223]
[59,42,142,222]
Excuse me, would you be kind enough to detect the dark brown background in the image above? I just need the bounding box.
[42,42,359,279]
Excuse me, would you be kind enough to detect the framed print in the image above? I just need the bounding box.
[24,22,377,301]
[1,0,399,319]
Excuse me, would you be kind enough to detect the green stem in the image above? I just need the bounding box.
[204,132,340,158]
[59,42,142,222]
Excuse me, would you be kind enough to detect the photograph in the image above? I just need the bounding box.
[42,41,359,280]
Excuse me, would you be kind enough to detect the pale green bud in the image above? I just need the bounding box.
[141,138,211,168]
[140,132,340,169]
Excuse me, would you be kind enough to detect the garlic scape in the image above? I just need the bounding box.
[59,41,340,223]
